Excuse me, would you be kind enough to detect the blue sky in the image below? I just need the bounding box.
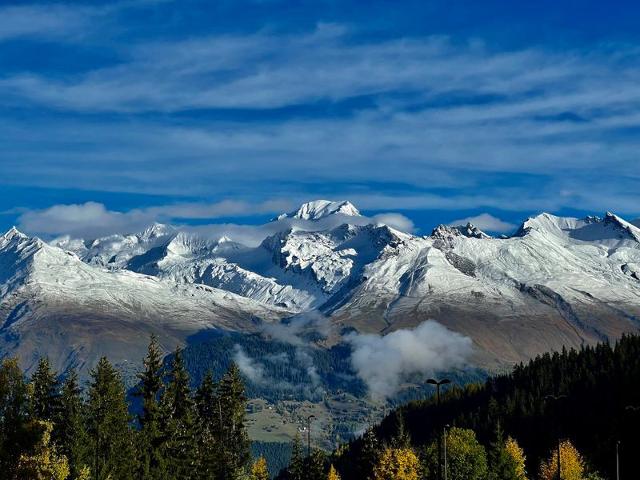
[1,0,640,238]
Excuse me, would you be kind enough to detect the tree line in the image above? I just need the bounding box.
[284,334,640,479]
[0,335,266,480]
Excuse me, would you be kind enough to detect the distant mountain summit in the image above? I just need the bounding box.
[277,200,361,220]
[2,200,640,377]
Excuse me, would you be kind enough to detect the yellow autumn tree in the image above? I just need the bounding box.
[371,447,420,480]
[539,440,585,480]
[327,464,341,480]
[251,456,270,480]
[76,466,92,480]
[504,436,528,480]
[15,420,70,480]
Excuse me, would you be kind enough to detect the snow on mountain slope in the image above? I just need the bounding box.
[277,200,361,220]
[0,227,288,376]
[54,222,176,268]
[327,211,640,365]
[25,201,640,369]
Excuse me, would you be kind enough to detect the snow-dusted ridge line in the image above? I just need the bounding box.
[2,201,640,375]
[277,200,361,221]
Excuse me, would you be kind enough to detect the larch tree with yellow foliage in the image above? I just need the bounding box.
[539,440,585,480]
[504,437,527,480]
[371,447,420,480]
[15,420,70,480]
[251,456,270,480]
[327,464,341,480]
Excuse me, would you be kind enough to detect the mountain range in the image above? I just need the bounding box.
[2,200,640,382]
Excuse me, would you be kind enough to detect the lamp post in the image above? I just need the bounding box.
[545,394,567,480]
[621,405,640,480]
[616,440,620,480]
[427,378,451,480]
[444,424,450,480]
[306,415,316,458]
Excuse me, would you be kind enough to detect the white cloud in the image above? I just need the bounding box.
[15,198,423,242]
[372,213,415,233]
[233,345,267,384]
[346,320,473,399]
[2,25,640,217]
[16,199,294,239]
[18,202,153,238]
[449,213,517,233]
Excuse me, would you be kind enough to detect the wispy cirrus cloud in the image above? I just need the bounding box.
[1,7,640,222]
[0,4,93,42]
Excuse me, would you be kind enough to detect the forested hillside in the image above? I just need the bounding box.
[280,334,640,480]
[0,336,262,480]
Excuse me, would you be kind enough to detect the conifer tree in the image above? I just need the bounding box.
[488,424,524,480]
[194,371,218,479]
[162,348,196,480]
[136,335,167,479]
[56,369,90,479]
[86,357,136,480]
[287,434,305,480]
[0,358,31,478]
[357,429,380,480]
[31,357,60,422]
[306,448,327,480]
[215,363,251,479]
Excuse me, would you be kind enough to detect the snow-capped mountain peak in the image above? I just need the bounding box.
[278,200,361,221]
[603,212,640,242]
[1,226,28,243]
[139,222,175,241]
[431,223,490,241]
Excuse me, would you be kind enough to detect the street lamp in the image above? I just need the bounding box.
[545,394,567,480]
[620,405,640,480]
[444,424,451,480]
[427,378,451,480]
[306,415,316,458]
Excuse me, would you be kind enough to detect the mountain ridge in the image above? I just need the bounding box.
[2,201,640,379]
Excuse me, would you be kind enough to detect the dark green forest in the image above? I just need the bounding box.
[305,334,640,480]
[0,336,257,480]
[2,333,640,479]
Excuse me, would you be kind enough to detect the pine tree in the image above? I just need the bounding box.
[162,348,196,480]
[0,358,31,478]
[55,369,90,479]
[307,448,327,480]
[287,434,305,480]
[136,335,167,479]
[31,357,60,422]
[251,456,270,480]
[194,371,219,479]
[357,429,380,480]
[86,357,136,480]
[488,424,523,480]
[215,363,251,479]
